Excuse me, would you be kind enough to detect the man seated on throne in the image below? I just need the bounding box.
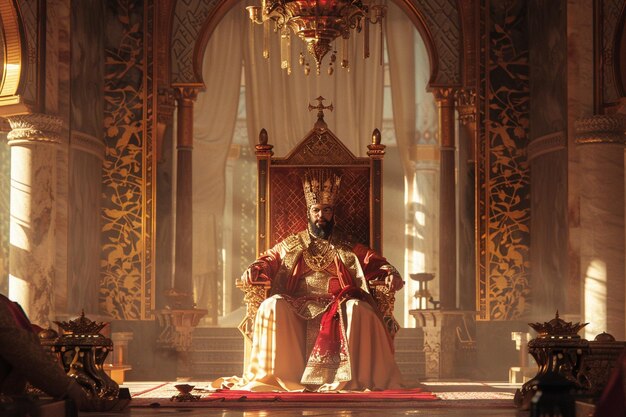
[217,170,405,392]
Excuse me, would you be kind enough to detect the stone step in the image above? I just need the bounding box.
[193,327,242,337]
[187,363,244,378]
[191,337,245,352]
[189,326,425,380]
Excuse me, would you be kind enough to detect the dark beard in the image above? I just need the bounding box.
[309,218,334,239]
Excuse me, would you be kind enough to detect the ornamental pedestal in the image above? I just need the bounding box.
[155,307,207,377]
[104,332,133,384]
[40,312,119,400]
[410,309,476,379]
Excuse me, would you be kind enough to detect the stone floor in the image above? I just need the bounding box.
[85,381,537,417]
[99,409,529,417]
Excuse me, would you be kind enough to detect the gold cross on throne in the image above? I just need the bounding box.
[308,96,334,122]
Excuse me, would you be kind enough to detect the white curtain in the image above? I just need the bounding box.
[386,1,439,325]
[385,0,416,175]
[192,7,244,316]
[243,12,384,156]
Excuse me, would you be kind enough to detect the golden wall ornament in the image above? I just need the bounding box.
[477,0,531,320]
[100,0,156,320]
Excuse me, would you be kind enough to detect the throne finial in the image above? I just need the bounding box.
[308,96,333,130]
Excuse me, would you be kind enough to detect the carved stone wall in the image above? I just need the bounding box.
[68,0,105,316]
[528,0,568,318]
[599,0,625,106]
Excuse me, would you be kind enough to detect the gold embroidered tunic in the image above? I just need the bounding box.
[214,228,404,391]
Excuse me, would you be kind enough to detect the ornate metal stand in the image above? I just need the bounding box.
[40,312,119,399]
[170,384,200,402]
[514,312,626,409]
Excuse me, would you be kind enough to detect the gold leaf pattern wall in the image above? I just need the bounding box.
[479,0,531,320]
[100,0,155,320]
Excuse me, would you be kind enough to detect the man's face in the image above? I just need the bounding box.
[308,204,334,238]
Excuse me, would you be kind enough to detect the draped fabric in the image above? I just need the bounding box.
[212,230,403,391]
[242,12,384,156]
[192,3,410,315]
[192,7,244,314]
[225,296,402,391]
[386,2,440,318]
[385,0,417,176]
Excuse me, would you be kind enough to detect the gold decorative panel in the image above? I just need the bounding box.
[100,0,155,320]
[477,0,531,320]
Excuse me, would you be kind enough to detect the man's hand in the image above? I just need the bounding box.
[385,273,404,292]
[241,263,270,285]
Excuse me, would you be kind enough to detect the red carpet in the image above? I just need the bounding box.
[130,383,440,408]
[204,388,438,402]
[128,382,516,409]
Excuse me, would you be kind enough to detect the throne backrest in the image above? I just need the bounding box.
[255,118,385,256]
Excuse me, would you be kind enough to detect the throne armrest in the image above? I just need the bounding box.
[367,279,400,338]
[236,279,271,340]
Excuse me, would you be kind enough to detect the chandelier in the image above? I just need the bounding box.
[246,0,385,75]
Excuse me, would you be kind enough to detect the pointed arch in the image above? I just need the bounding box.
[169,0,462,89]
[0,0,25,107]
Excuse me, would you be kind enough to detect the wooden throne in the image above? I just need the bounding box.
[237,103,400,350]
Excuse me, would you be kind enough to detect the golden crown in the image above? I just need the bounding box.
[302,170,341,207]
[528,311,588,339]
[54,310,108,335]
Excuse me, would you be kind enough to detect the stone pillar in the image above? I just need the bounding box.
[6,113,63,327]
[434,88,457,310]
[156,86,206,377]
[456,88,477,311]
[410,309,476,379]
[172,85,200,308]
[575,114,626,340]
[67,131,104,315]
[0,120,11,295]
[155,89,176,311]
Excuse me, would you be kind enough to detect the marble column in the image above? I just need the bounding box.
[172,85,200,309]
[575,114,626,340]
[6,113,63,327]
[434,88,457,310]
[566,0,594,318]
[0,122,11,295]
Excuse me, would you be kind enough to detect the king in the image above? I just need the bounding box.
[215,169,405,392]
